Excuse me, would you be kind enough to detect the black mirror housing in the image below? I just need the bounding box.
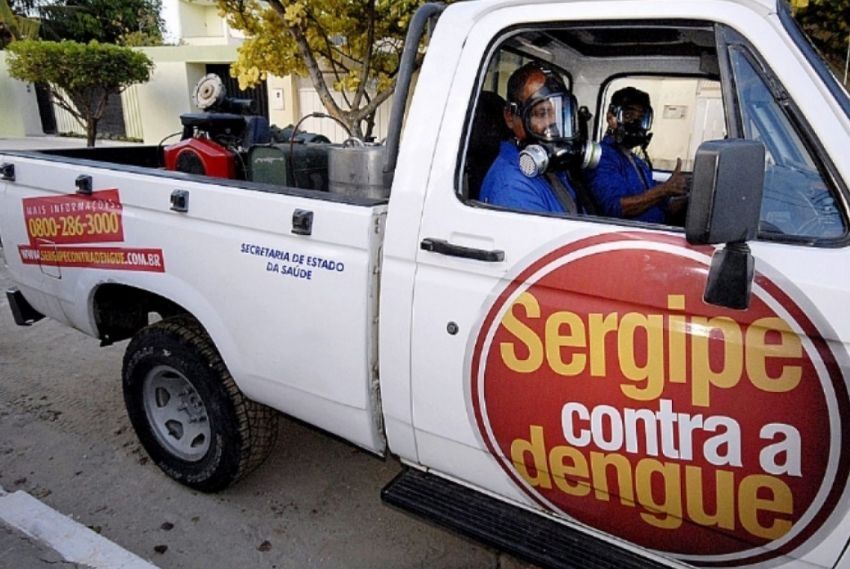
[704,243,755,310]
[686,139,765,310]
[686,140,765,245]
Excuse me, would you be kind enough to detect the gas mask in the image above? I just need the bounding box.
[513,79,601,179]
[610,103,654,149]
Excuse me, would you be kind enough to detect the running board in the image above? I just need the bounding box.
[381,468,671,569]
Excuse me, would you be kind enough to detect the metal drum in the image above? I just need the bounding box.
[247,144,330,191]
[328,142,389,200]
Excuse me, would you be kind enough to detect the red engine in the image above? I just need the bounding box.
[163,138,238,180]
[164,74,270,180]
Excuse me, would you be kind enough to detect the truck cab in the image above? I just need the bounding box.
[382,1,850,567]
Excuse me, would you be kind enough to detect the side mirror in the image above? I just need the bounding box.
[686,140,765,309]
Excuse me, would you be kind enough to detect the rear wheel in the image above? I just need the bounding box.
[122,315,278,492]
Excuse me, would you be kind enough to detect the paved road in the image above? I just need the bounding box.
[0,241,533,568]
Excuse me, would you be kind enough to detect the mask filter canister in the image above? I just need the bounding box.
[519,140,602,178]
[519,145,550,178]
[581,141,602,170]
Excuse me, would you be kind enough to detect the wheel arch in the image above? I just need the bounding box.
[92,283,188,345]
[82,278,254,407]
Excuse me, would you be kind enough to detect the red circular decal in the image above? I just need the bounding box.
[471,233,850,566]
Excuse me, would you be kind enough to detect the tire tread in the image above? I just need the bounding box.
[123,315,278,490]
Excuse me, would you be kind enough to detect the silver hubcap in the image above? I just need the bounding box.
[142,365,211,462]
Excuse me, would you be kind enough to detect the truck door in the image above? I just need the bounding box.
[408,3,850,568]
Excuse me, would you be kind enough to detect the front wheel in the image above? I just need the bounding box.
[122,315,278,492]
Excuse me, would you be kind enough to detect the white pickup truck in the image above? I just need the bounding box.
[3,1,850,567]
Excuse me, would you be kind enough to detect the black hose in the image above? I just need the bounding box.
[157,130,184,167]
[288,112,351,187]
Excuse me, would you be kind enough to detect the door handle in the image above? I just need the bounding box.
[420,238,505,262]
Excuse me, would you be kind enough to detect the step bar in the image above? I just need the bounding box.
[382,468,674,569]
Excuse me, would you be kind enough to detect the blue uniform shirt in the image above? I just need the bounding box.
[585,135,666,224]
[480,141,578,214]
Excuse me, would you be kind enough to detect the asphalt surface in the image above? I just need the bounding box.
[0,521,92,569]
[0,136,535,568]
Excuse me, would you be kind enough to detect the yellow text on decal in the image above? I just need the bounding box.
[510,424,793,540]
[499,292,804,407]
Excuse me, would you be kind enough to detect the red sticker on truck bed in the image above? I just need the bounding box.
[18,245,165,272]
[23,189,124,245]
[18,189,165,273]
[470,233,849,566]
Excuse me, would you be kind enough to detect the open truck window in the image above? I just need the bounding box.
[599,76,726,173]
[460,20,848,243]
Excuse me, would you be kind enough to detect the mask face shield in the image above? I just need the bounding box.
[610,101,654,149]
[614,103,654,133]
[511,71,601,178]
[522,93,578,144]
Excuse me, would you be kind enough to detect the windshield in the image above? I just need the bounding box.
[779,2,850,122]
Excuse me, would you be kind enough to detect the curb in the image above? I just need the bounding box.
[0,487,159,569]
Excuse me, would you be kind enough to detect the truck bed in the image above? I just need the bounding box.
[21,144,387,204]
[0,148,389,455]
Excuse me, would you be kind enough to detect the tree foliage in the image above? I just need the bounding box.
[0,0,40,47]
[3,0,164,48]
[6,40,153,145]
[795,0,850,74]
[39,0,164,45]
[217,0,434,138]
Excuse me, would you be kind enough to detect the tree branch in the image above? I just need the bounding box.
[304,8,351,109]
[265,0,345,123]
[301,7,365,68]
[352,0,375,109]
[93,89,111,121]
[299,32,365,69]
[50,88,87,130]
[227,0,260,35]
[351,79,394,123]
[350,50,425,127]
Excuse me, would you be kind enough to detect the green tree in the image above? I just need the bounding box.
[217,0,436,138]
[38,0,164,45]
[6,40,153,145]
[0,0,40,47]
[795,0,850,75]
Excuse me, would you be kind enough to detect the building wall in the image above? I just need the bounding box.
[53,92,126,138]
[295,76,394,143]
[0,52,45,137]
[135,60,197,144]
[123,85,145,140]
[179,0,241,46]
[266,74,299,129]
[133,45,241,144]
[54,103,83,135]
[118,44,303,145]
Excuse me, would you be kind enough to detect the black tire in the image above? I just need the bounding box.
[122,315,278,492]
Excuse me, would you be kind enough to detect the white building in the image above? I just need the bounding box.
[0,0,390,143]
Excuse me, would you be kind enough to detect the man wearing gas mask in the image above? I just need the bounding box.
[586,87,688,223]
[480,63,600,214]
